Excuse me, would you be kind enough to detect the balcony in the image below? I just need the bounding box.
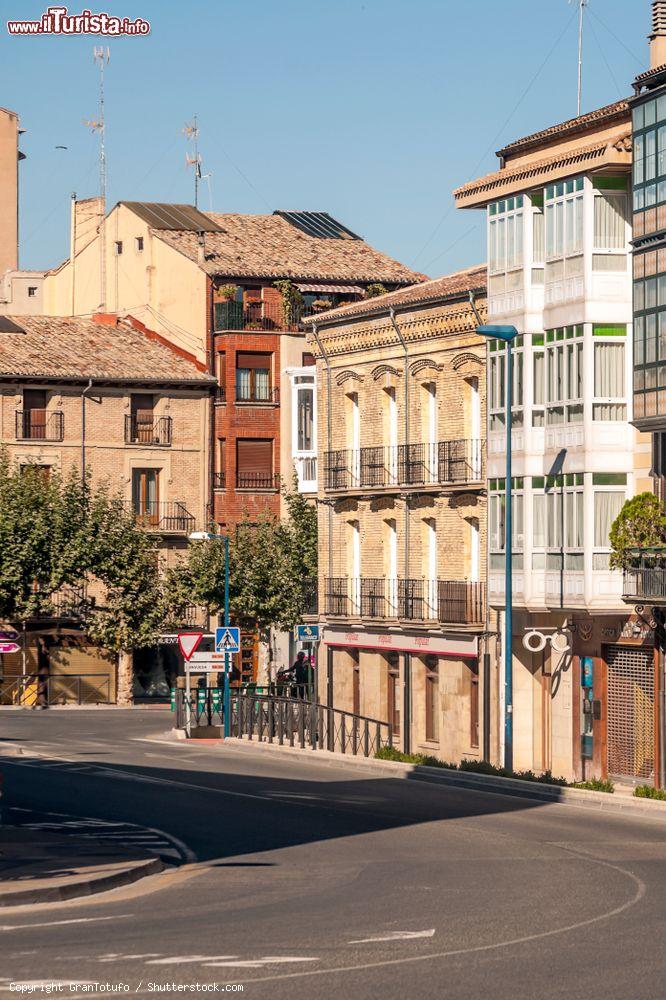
[236,471,281,491]
[623,549,666,605]
[235,386,279,405]
[294,455,317,493]
[126,501,195,534]
[213,472,226,490]
[324,440,484,492]
[215,386,226,404]
[125,415,172,447]
[16,410,64,442]
[324,577,485,626]
[215,298,320,334]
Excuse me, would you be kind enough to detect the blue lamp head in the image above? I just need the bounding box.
[476,324,519,343]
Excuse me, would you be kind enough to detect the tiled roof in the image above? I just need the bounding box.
[302,265,487,325]
[152,212,424,284]
[497,100,630,157]
[634,63,666,85]
[0,315,215,383]
[455,133,632,205]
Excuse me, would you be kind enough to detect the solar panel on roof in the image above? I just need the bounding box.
[0,316,25,333]
[274,211,361,241]
[120,202,222,233]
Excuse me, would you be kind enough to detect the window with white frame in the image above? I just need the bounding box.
[592,474,627,569]
[488,336,524,430]
[593,179,629,252]
[532,333,546,426]
[545,177,584,260]
[532,474,584,572]
[592,325,627,421]
[545,325,584,424]
[489,477,524,572]
[489,195,524,274]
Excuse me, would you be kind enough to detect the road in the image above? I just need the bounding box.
[1,708,665,1000]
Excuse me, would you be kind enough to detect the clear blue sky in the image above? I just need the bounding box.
[1,0,652,277]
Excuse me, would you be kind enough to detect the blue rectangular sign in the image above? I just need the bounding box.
[297,624,320,642]
[215,626,241,654]
[580,656,594,689]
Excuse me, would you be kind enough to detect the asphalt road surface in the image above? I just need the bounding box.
[1,709,666,1000]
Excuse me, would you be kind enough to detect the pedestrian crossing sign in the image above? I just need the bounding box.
[215,626,241,653]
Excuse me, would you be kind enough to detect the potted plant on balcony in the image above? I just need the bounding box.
[365,283,388,299]
[273,280,304,329]
[311,299,333,313]
[214,284,243,331]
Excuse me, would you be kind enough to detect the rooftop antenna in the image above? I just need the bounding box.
[569,0,588,117]
[201,171,213,212]
[84,46,110,310]
[183,116,201,208]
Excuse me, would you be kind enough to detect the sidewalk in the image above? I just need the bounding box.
[0,829,163,907]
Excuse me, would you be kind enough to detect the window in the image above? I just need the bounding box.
[593,327,626,420]
[489,336,524,430]
[216,351,226,401]
[236,438,274,489]
[296,383,314,452]
[114,241,123,255]
[592,474,627,568]
[633,97,666,213]
[236,352,272,402]
[532,194,545,263]
[132,469,159,522]
[533,474,584,571]
[489,478,524,571]
[135,236,144,252]
[216,439,226,489]
[593,186,628,250]
[488,195,524,274]
[545,178,584,259]
[129,394,156,444]
[424,655,439,743]
[545,326,583,424]
[20,388,48,440]
[386,654,401,738]
[27,286,37,297]
[532,333,546,426]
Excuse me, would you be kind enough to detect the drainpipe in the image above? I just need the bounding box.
[81,378,94,476]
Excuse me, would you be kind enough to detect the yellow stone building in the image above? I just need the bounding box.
[305,267,491,762]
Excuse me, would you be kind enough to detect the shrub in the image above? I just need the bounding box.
[634,784,666,800]
[609,493,666,570]
[572,778,614,793]
[217,283,238,301]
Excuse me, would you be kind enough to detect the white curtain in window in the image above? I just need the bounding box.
[594,194,628,250]
[533,494,546,547]
[255,369,270,400]
[594,343,625,411]
[533,352,545,404]
[547,491,562,548]
[236,369,251,399]
[594,491,624,548]
[533,211,544,262]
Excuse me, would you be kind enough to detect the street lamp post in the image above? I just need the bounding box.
[189,530,231,738]
[472,320,518,773]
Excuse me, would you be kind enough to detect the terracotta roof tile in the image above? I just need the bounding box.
[497,99,630,157]
[153,212,424,284]
[0,315,214,383]
[303,265,487,324]
[634,62,666,84]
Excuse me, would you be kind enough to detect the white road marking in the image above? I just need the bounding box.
[99,954,162,963]
[0,915,133,932]
[350,930,435,943]
[205,957,319,968]
[145,956,237,966]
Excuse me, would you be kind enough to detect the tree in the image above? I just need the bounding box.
[609,492,666,570]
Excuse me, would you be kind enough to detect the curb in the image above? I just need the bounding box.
[219,736,666,822]
[0,854,163,907]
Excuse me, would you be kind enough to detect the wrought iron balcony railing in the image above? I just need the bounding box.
[236,471,281,491]
[324,577,485,626]
[126,500,195,534]
[323,440,484,491]
[213,472,226,490]
[235,386,279,404]
[623,549,666,604]
[125,415,172,446]
[16,410,64,442]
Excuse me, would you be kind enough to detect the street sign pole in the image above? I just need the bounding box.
[224,534,231,738]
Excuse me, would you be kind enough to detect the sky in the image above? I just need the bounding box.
[0,0,654,278]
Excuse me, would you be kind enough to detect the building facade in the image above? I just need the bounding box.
[0,312,213,705]
[455,96,652,782]
[307,268,490,763]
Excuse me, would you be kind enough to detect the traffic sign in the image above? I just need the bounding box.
[215,627,240,654]
[0,630,19,643]
[0,642,20,654]
[178,632,204,661]
[297,623,320,642]
[188,651,230,664]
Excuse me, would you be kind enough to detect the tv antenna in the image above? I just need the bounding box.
[183,116,201,208]
[569,0,588,117]
[84,46,110,310]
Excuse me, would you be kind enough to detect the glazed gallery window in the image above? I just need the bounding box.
[593,184,629,250]
[489,478,524,571]
[632,96,666,210]
[593,326,626,421]
[488,335,524,430]
[545,326,583,424]
[593,475,627,570]
[531,474,584,571]
[489,195,524,274]
[545,177,584,259]
[633,259,666,420]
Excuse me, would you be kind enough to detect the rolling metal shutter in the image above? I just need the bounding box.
[606,644,655,782]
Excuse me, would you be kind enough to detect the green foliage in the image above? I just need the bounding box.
[571,778,614,793]
[609,493,666,570]
[168,480,318,632]
[365,283,388,299]
[273,280,304,327]
[217,284,238,301]
[634,783,666,800]
[376,747,568,786]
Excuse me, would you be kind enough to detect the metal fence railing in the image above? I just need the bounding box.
[15,410,64,442]
[174,688,392,758]
[323,440,484,491]
[125,414,172,446]
[324,577,485,625]
[0,673,112,706]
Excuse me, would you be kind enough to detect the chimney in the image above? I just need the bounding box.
[651,1,666,69]
[197,232,206,267]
